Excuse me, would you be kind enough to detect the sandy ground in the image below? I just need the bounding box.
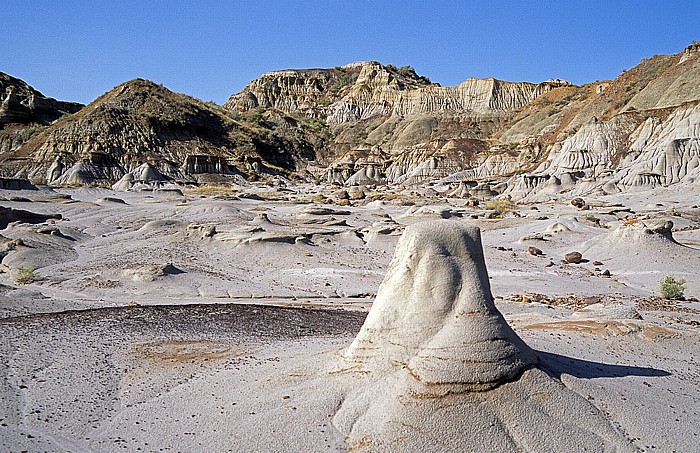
[1,183,699,451]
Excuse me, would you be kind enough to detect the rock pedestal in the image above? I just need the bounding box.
[334,220,635,452]
[344,220,536,392]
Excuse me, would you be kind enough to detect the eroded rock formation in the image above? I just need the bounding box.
[0,79,325,185]
[342,221,536,389]
[1,43,699,194]
[226,61,566,185]
[333,221,636,451]
[0,72,82,126]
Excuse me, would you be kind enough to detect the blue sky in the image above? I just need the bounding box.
[3,1,698,105]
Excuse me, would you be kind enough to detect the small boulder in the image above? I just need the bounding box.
[571,198,586,208]
[564,251,583,264]
[643,219,673,235]
[520,232,549,242]
[348,187,366,200]
[528,246,543,256]
[123,264,184,282]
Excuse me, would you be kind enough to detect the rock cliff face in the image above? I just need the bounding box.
[226,61,564,185]
[224,62,432,120]
[503,42,700,199]
[226,46,700,195]
[1,43,699,195]
[0,72,83,126]
[0,72,83,156]
[226,61,556,123]
[0,79,326,185]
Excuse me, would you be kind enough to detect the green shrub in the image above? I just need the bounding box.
[660,275,686,300]
[16,266,38,285]
[311,194,328,204]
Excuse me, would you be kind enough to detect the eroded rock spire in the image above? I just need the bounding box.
[344,220,536,392]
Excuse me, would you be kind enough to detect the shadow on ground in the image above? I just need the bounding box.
[537,350,671,379]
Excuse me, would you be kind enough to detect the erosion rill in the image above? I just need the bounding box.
[333,220,636,451]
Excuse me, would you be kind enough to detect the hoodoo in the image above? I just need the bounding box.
[343,221,536,392]
[333,220,636,451]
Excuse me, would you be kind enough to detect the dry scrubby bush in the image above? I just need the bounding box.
[30,175,48,185]
[184,184,240,197]
[252,191,287,201]
[660,275,686,300]
[485,198,518,213]
[311,194,329,204]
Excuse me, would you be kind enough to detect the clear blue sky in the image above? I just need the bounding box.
[3,1,698,105]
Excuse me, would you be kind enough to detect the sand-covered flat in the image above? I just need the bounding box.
[0,300,697,451]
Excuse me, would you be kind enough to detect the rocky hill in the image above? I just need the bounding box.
[225,46,700,198]
[0,72,82,126]
[0,72,83,155]
[1,43,698,196]
[0,78,327,186]
[499,42,700,199]
[225,61,568,185]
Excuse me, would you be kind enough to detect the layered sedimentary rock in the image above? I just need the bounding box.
[334,221,635,451]
[227,62,556,124]
[0,79,325,185]
[0,72,82,126]
[2,43,699,193]
[0,72,83,157]
[615,104,700,188]
[225,62,432,119]
[342,221,536,386]
[504,43,700,199]
[226,61,564,185]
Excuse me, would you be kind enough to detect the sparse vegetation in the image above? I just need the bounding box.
[16,266,38,285]
[660,275,686,300]
[311,194,329,204]
[302,117,328,130]
[485,197,518,213]
[183,184,240,197]
[30,175,48,185]
[24,126,40,137]
[386,64,432,85]
[252,191,287,201]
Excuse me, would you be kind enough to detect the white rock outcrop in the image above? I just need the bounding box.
[615,104,700,188]
[327,68,553,124]
[342,221,536,389]
[333,220,635,451]
[580,219,700,295]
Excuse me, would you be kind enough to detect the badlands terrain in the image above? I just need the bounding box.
[0,183,698,451]
[0,43,699,451]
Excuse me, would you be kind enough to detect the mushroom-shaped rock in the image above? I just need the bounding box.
[334,221,636,452]
[344,221,536,392]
